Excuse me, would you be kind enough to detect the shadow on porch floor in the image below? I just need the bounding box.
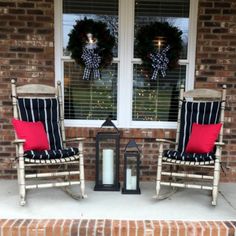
[0,180,235,220]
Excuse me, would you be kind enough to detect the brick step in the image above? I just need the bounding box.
[0,219,236,235]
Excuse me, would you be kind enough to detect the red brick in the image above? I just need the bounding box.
[176,220,186,236]
[70,219,80,236]
[112,220,120,236]
[45,220,56,236]
[87,219,96,236]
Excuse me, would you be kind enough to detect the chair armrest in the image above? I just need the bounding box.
[12,139,25,156]
[63,138,85,143]
[13,139,26,144]
[156,138,177,145]
[214,142,225,147]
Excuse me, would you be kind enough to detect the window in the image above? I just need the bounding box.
[54,0,198,128]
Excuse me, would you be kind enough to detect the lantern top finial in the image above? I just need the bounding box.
[101,116,119,133]
[125,140,140,153]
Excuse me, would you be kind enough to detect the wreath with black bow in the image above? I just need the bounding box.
[136,22,183,80]
[67,18,115,80]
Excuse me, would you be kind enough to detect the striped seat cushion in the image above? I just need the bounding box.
[178,101,221,153]
[24,147,79,163]
[17,98,63,150]
[163,150,215,165]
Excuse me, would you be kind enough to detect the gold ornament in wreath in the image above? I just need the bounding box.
[135,22,183,80]
[67,18,115,80]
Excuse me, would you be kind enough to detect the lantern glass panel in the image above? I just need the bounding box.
[125,155,138,190]
[98,137,117,185]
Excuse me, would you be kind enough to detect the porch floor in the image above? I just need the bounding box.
[0,180,235,220]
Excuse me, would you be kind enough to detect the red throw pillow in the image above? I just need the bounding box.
[185,123,222,154]
[12,118,49,151]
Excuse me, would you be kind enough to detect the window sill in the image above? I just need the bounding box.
[64,119,177,129]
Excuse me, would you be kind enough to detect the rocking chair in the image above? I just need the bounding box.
[155,85,226,205]
[11,79,86,205]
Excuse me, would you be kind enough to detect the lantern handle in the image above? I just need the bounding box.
[101,117,119,133]
[124,139,141,153]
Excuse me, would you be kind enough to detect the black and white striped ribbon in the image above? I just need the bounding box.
[81,48,101,80]
[150,45,170,80]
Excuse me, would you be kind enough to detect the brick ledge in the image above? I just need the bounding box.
[0,219,236,235]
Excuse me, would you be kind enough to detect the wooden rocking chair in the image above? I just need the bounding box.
[11,79,86,206]
[155,85,226,205]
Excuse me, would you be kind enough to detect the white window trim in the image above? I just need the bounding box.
[54,0,199,129]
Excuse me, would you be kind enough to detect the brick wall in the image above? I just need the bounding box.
[0,0,235,182]
[0,0,54,178]
[196,0,236,181]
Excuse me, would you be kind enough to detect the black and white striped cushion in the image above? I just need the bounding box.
[178,101,221,153]
[163,150,215,165]
[17,98,63,150]
[24,147,79,160]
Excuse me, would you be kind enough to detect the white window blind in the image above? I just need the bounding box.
[132,65,186,122]
[132,0,189,122]
[62,0,118,120]
[64,62,118,120]
[134,0,189,17]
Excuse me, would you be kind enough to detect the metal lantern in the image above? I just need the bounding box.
[122,140,141,194]
[94,117,120,191]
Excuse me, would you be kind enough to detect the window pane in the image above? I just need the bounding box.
[64,61,117,120]
[134,0,189,59]
[63,0,118,56]
[132,65,186,121]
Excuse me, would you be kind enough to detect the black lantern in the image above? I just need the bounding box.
[122,140,141,194]
[94,117,120,191]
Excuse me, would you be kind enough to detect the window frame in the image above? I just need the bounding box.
[54,0,199,129]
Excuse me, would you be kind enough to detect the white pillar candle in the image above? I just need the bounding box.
[102,149,114,185]
[126,168,132,190]
[131,176,137,190]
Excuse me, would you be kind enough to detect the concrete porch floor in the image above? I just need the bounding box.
[0,180,235,220]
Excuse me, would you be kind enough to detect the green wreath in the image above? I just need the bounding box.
[67,18,115,68]
[136,22,183,72]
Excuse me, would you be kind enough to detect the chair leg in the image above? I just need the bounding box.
[18,155,26,206]
[155,160,162,198]
[155,143,164,198]
[79,153,87,198]
[64,164,69,182]
[80,155,87,198]
[78,140,87,198]
[212,159,220,206]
